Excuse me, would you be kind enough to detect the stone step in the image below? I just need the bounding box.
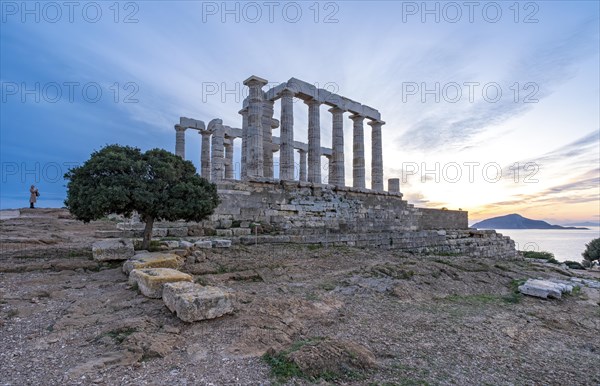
[92,238,135,261]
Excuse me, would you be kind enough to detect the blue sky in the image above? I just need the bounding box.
[1,1,599,223]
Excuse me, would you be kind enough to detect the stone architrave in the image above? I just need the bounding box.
[350,114,365,189]
[305,99,321,183]
[279,89,295,180]
[175,125,186,159]
[329,107,345,186]
[368,120,385,191]
[243,76,268,177]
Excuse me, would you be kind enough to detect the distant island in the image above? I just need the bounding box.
[472,214,589,230]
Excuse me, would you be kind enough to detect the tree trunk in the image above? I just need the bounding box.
[141,217,155,251]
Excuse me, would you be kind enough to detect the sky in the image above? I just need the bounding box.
[1,0,599,224]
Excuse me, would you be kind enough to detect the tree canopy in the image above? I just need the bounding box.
[582,237,600,267]
[64,144,220,249]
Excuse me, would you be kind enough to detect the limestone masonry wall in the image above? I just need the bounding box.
[116,180,516,259]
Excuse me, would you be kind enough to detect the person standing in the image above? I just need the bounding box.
[29,185,39,209]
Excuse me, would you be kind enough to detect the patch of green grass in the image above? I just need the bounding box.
[195,276,208,286]
[522,251,560,265]
[503,279,526,304]
[494,263,511,272]
[7,309,19,318]
[96,327,137,344]
[564,260,586,270]
[129,282,139,292]
[262,337,324,382]
[133,240,162,252]
[320,282,337,291]
[434,252,461,257]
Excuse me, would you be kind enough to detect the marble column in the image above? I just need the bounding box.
[368,120,385,191]
[279,89,295,180]
[243,76,268,177]
[298,149,307,182]
[388,178,400,193]
[175,125,186,158]
[325,155,334,184]
[211,126,224,182]
[305,99,321,183]
[239,108,248,179]
[350,114,365,189]
[200,130,211,179]
[262,99,275,178]
[224,137,234,179]
[329,107,345,186]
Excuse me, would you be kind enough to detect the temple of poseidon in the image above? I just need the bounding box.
[168,75,516,258]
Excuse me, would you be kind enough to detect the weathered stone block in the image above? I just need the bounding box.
[92,239,135,261]
[179,240,193,248]
[518,279,572,299]
[212,239,232,248]
[129,268,192,298]
[152,228,168,237]
[216,229,233,237]
[161,240,180,249]
[168,227,189,237]
[231,228,251,236]
[162,282,234,322]
[123,252,183,274]
[193,240,213,249]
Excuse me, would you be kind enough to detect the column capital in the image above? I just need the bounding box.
[304,98,321,107]
[238,108,248,115]
[243,75,268,87]
[175,124,186,132]
[280,88,295,98]
[328,106,345,114]
[367,120,386,127]
[349,114,365,122]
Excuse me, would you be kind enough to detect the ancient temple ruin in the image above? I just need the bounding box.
[174,76,391,191]
[171,75,517,258]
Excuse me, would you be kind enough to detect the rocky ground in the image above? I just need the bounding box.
[1,209,599,385]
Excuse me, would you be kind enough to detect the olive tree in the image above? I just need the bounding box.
[582,237,600,267]
[65,144,220,250]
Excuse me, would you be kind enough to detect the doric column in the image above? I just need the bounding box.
[239,108,248,179]
[262,99,275,178]
[298,149,307,182]
[224,137,234,179]
[329,107,345,186]
[243,76,268,178]
[175,125,186,158]
[305,99,321,183]
[200,130,211,179]
[279,89,295,180]
[388,178,400,193]
[350,114,365,189]
[211,125,224,182]
[325,154,334,184]
[368,120,385,191]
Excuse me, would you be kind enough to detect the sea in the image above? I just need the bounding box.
[493,227,600,262]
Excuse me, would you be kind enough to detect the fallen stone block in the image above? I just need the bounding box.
[92,239,135,261]
[129,268,192,298]
[152,228,168,237]
[212,239,232,248]
[122,252,183,274]
[162,282,234,322]
[193,240,213,249]
[518,279,572,299]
